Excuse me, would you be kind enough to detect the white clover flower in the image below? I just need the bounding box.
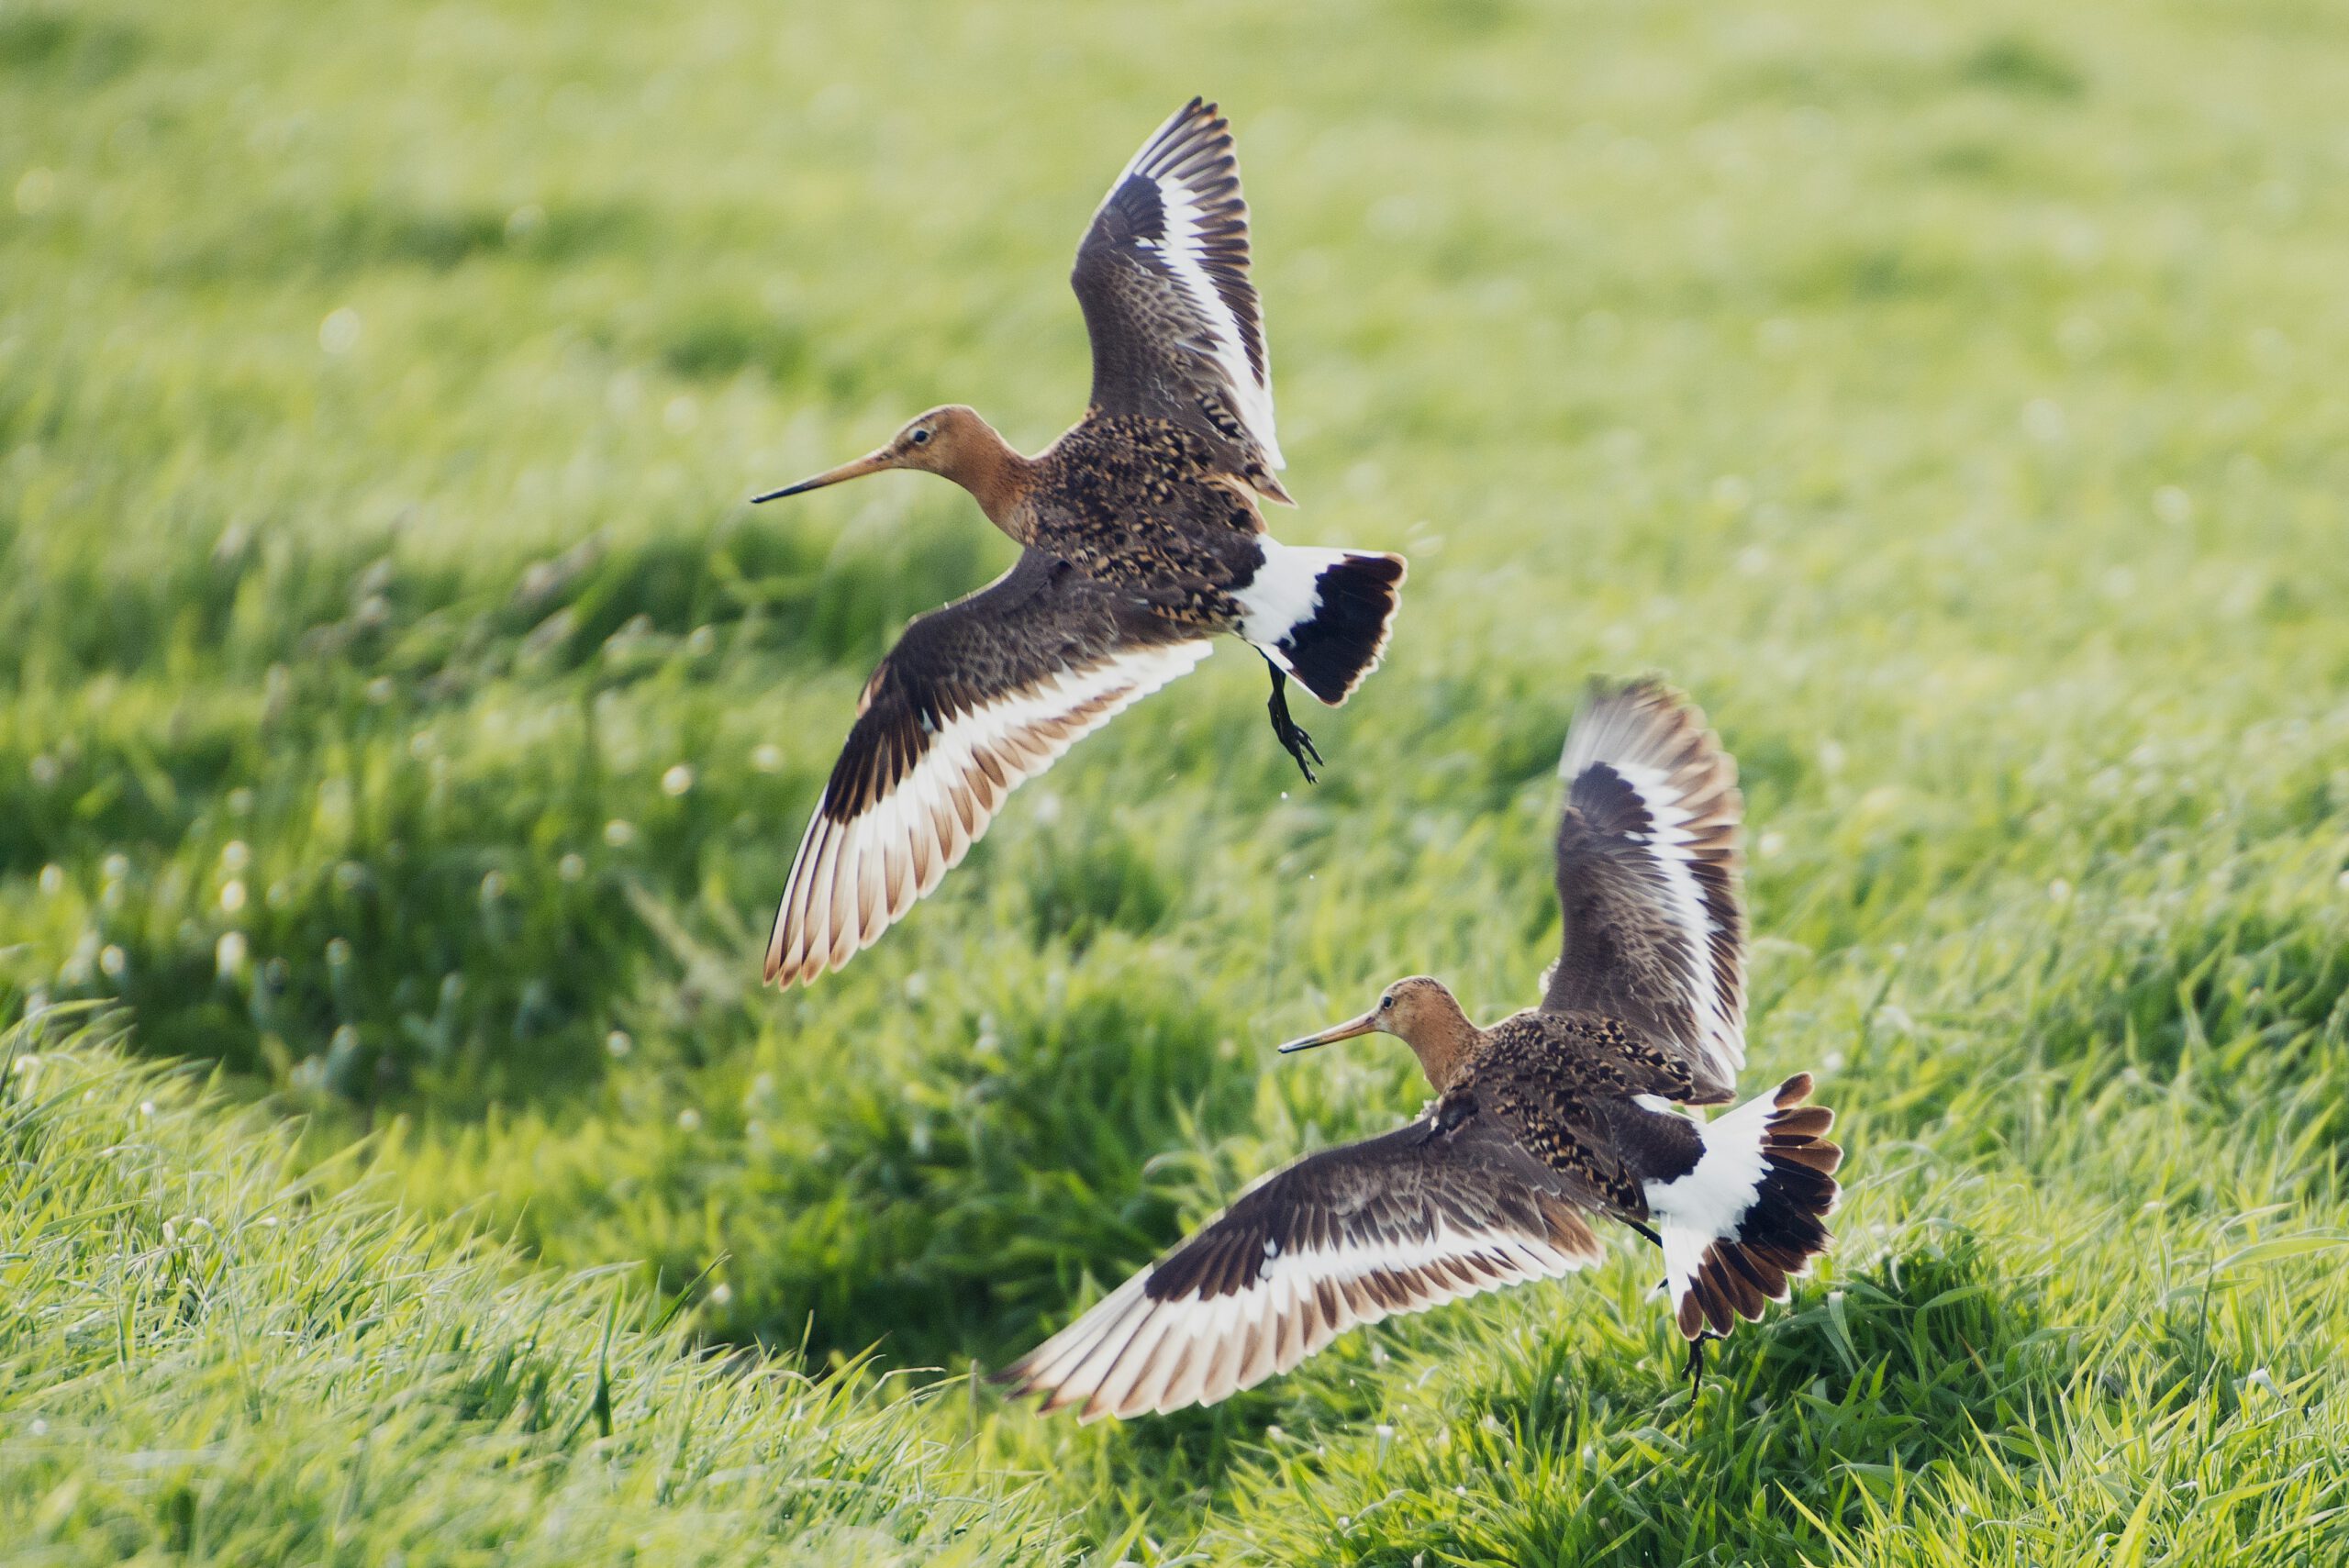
[319,306,362,354]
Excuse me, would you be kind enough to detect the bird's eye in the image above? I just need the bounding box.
[909,428,930,446]
[1380,995,1394,1011]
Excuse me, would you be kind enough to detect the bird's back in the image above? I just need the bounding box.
[1039,415,1264,537]
[1475,1007,1716,1098]
[1462,1010,1710,1213]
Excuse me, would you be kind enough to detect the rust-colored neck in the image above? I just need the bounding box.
[937,423,1036,540]
[1400,998,1486,1094]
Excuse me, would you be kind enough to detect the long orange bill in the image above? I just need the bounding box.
[751,449,895,503]
[1276,1006,1382,1054]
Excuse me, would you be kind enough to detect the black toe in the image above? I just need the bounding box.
[1262,662,1320,783]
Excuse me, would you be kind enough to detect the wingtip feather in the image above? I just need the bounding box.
[761,641,1208,986]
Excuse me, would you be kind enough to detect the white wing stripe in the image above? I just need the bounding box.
[767,640,1212,984]
[1008,1218,1598,1421]
[1138,172,1282,467]
[1037,1273,1152,1401]
[1094,103,1282,469]
[1608,758,1740,1073]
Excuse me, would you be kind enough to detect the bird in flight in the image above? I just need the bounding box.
[753,98,1406,989]
[996,680,1841,1419]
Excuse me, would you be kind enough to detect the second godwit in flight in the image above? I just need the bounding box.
[996,681,1842,1418]
[754,99,1406,987]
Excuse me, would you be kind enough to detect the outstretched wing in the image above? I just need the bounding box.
[1542,679,1746,1101]
[1072,97,1286,498]
[995,1116,1605,1421]
[765,551,1212,987]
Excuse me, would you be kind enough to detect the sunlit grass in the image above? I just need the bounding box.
[5,0,2348,1559]
[0,1023,1071,1563]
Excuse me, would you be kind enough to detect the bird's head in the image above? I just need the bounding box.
[1278,975,1479,1092]
[751,406,996,500]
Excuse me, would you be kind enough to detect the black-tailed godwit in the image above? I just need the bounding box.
[754,98,1406,988]
[996,681,1840,1418]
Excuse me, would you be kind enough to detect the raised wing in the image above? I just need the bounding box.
[1542,680,1746,1101]
[1072,97,1286,499]
[764,551,1212,987]
[995,1116,1604,1420]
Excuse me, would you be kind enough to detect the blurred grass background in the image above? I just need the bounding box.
[4,0,2348,1561]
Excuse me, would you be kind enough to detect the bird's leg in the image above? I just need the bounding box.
[1684,1335,1707,1396]
[1625,1218,1663,1248]
[1261,658,1321,783]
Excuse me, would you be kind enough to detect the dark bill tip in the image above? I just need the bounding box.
[1275,1008,1381,1055]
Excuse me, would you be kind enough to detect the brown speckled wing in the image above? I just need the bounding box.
[764,550,1211,987]
[1072,98,1286,497]
[1541,680,1746,1101]
[993,1116,1604,1420]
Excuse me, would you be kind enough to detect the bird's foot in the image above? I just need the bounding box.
[1264,665,1322,783]
[1684,1335,1707,1395]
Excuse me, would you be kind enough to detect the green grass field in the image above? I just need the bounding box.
[6,0,2348,1560]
